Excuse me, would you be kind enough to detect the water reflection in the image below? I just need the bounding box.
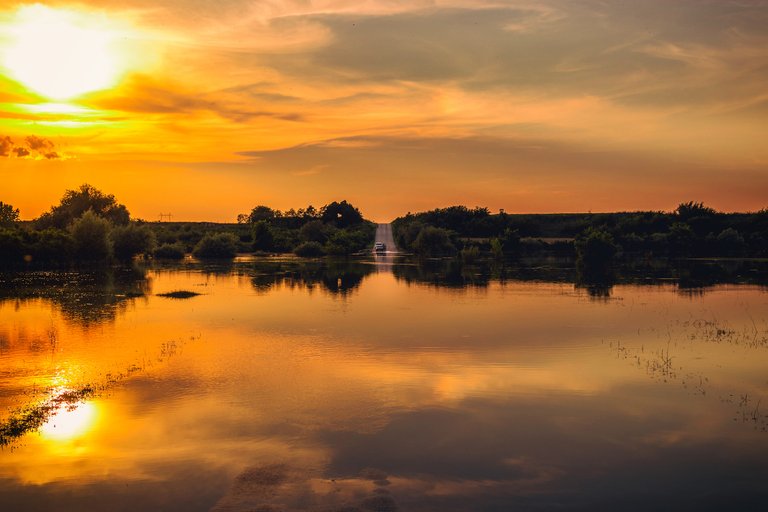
[392,257,768,298]
[249,259,374,296]
[40,402,98,441]
[0,258,767,511]
[0,265,150,326]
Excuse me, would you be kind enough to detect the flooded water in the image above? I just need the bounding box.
[1,257,768,511]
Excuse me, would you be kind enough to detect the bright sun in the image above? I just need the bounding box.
[2,5,125,100]
[40,402,98,441]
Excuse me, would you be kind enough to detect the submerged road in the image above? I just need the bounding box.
[373,223,397,254]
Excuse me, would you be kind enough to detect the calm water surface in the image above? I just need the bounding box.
[1,258,768,511]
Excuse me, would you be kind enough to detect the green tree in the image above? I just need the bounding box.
[489,238,503,260]
[412,226,455,257]
[324,230,360,255]
[667,222,695,255]
[0,228,25,265]
[37,184,130,229]
[715,227,745,256]
[460,245,480,264]
[575,228,617,277]
[193,232,238,259]
[502,228,520,253]
[320,200,363,228]
[299,219,333,244]
[394,220,424,251]
[252,220,274,251]
[27,229,75,264]
[0,201,20,228]
[154,243,186,260]
[247,205,278,223]
[676,201,716,221]
[70,210,112,261]
[111,223,156,261]
[294,241,325,257]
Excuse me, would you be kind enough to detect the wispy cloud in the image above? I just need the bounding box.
[85,75,305,123]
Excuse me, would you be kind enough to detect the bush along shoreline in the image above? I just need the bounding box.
[392,203,768,263]
[0,185,376,267]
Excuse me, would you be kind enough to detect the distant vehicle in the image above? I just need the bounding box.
[374,242,386,252]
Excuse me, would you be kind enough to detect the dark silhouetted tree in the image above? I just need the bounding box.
[154,243,185,260]
[294,241,324,257]
[320,201,363,228]
[715,227,745,256]
[252,221,274,251]
[575,228,617,278]
[0,201,20,228]
[412,226,456,257]
[70,210,112,261]
[0,228,24,265]
[37,184,130,229]
[27,229,75,264]
[111,223,156,261]
[676,201,716,221]
[247,205,278,223]
[193,233,238,259]
[299,219,333,244]
[667,222,695,255]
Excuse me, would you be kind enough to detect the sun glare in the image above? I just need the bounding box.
[2,5,126,100]
[40,402,98,441]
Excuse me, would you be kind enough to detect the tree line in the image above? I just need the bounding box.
[0,185,375,266]
[392,203,768,271]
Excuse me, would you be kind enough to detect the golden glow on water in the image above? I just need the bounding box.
[1,5,132,100]
[40,402,97,441]
[1,264,767,509]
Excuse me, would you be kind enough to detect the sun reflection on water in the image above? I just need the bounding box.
[40,402,97,441]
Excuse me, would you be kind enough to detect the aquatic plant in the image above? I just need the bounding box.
[156,290,201,299]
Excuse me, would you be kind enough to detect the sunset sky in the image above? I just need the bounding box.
[1,0,767,222]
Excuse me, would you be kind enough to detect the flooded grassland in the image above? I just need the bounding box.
[1,258,768,511]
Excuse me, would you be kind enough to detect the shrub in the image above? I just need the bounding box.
[154,243,186,260]
[294,241,325,257]
[0,228,24,265]
[460,245,480,264]
[28,229,75,264]
[324,228,371,255]
[394,221,424,250]
[412,226,455,257]
[252,220,274,251]
[716,227,745,256]
[0,201,20,228]
[575,228,617,277]
[299,220,333,244]
[489,238,503,260]
[111,223,156,261]
[193,232,238,259]
[70,210,112,261]
[37,184,130,229]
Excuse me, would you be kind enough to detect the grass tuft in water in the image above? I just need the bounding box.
[156,290,201,299]
[0,385,97,447]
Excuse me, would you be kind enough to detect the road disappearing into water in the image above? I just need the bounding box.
[373,223,397,254]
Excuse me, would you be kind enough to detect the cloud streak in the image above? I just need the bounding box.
[85,75,305,123]
[0,135,63,159]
